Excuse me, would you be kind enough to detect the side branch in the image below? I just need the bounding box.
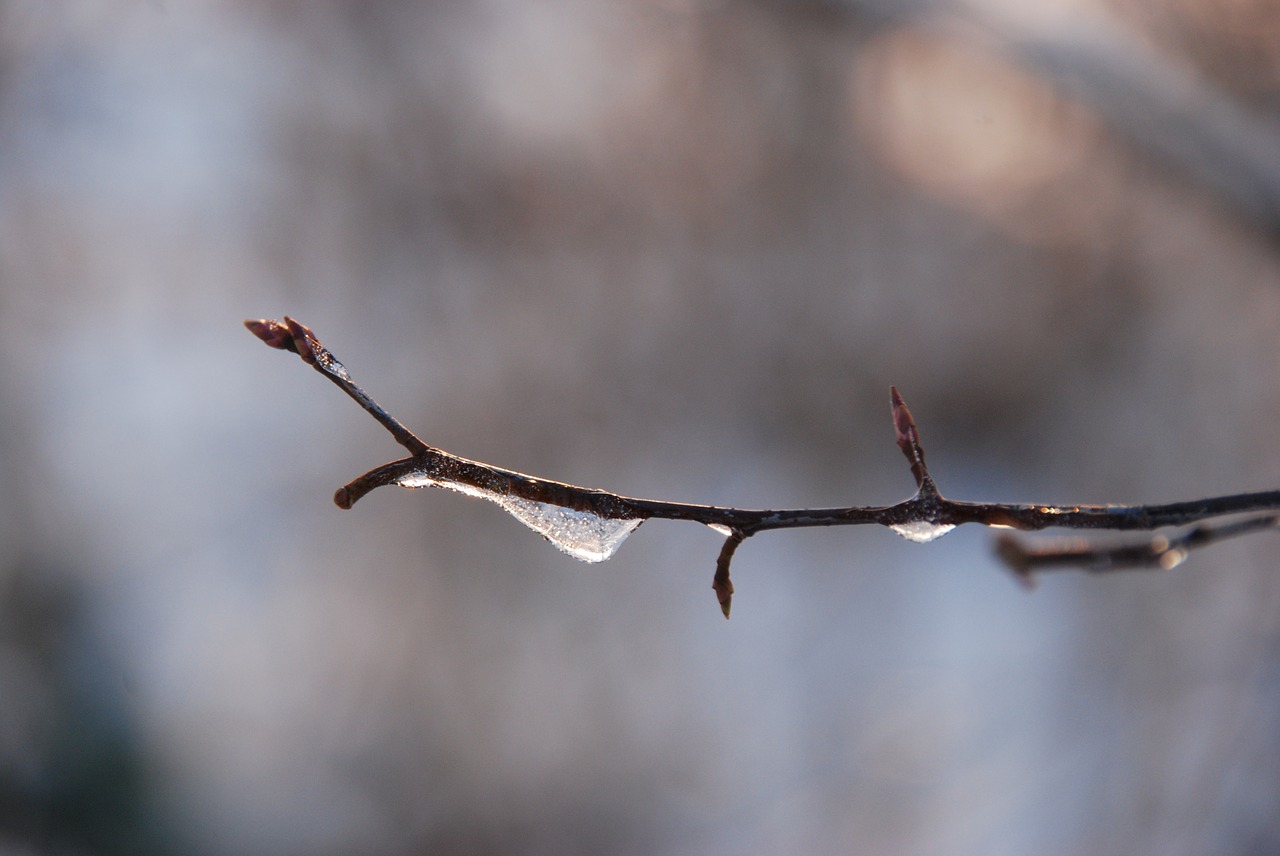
[247,317,1280,616]
[245,318,433,458]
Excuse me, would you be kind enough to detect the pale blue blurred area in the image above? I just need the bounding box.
[1,2,1279,854]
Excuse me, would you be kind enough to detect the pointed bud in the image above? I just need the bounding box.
[890,386,929,490]
[282,316,320,365]
[713,576,734,619]
[244,318,297,352]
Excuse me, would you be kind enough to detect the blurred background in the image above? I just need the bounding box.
[2,1,1280,853]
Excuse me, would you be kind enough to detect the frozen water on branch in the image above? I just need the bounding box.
[889,520,956,543]
[500,497,642,562]
[394,472,641,562]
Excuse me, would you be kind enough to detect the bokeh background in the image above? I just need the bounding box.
[3,1,1280,853]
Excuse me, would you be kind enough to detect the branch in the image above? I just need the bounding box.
[996,514,1280,586]
[247,317,1280,617]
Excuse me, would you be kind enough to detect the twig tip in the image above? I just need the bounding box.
[244,316,322,366]
[995,534,1039,591]
[716,589,733,619]
[244,318,296,352]
[889,385,930,490]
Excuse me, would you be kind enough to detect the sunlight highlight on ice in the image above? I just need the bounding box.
[889,520,956,543]
[394,473,641,562]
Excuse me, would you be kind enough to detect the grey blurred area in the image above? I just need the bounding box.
[2,0,1279,853]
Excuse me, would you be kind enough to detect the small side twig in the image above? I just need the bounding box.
[891,385,932,493]
[245,318,433,458]
[713,530,746,619]
[247,317,1280,617]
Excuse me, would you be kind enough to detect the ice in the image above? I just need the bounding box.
[498,496,642,562]
[706,523,736,537]
[888,520,956,543]
[394,473,641,562]
[321,357,352,382]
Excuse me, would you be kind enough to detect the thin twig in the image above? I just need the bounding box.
[245,318,433,458]
[713,530,745,619]
[996,514,1280,585]
[247,317,1280,616]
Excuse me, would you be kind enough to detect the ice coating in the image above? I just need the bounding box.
[888,520,956,543]
[499,496,642,562]
[394,473,641,562]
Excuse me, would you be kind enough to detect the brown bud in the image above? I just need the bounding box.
[282,317,319,365]
[244,318,297,352]
[890,386,929,490]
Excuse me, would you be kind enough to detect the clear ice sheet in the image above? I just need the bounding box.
[395,472,641,562]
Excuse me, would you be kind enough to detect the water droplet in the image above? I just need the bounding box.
[394,471,641,562]
[888,520,956,543]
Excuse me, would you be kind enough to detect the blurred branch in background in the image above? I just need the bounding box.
[839,0,1280,237]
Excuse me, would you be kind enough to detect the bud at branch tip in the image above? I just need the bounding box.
[890,386,930,490]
